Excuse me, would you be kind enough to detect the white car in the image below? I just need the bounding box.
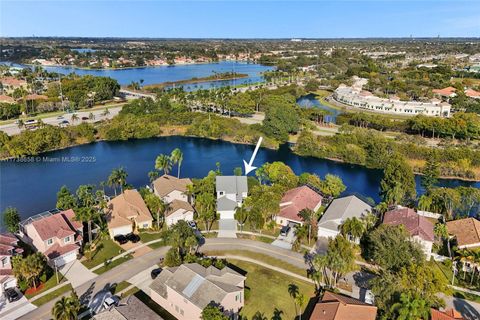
[364,290,375,305]
[103,295,120,309]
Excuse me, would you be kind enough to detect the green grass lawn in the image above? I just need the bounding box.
[112,281,131,295]
[121,286,140,299]
[25,271,66,299]
[139,231,167,249]
[204,250,307,277]
[93,255,133,275]
[453,290,480,303]
[31,283,73,307]
[82,239,124,269]
[239,224,280,237]
[236,233,274,244]
[228,259,315,320]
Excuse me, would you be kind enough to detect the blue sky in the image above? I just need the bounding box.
[1,1,479,38]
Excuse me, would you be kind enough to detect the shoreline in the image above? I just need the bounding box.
[143,73,249,90]
[2,130,478,183]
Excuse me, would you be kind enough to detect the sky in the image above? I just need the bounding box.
[1,1,479,38]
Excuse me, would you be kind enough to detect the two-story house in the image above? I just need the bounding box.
[150,263,245,320]
[106,189,153,237]
[383,207,434,260]
[215,176,248,220]
[0,233,23,296]
[19,209,83,267]
[153,175,195,227]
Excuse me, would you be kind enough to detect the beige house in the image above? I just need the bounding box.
[106,189,153,237]
[150,263,245,320]
[446,218,480,249]
[153,175,194,227]
[19,209,83,267]
[0,233,24,295]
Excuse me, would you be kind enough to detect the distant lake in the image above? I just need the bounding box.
[1,136,478,223]
[71,48,97,53]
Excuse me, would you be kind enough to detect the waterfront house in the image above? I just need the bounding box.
[309,291,377,320]
[19,209,83,267]
[383,207,434,260]
[317,196,372,239]
[0,233,23,296]
[106,189,153,238]
[153,175,192,204]
[152,174,194,227]
[0,77,27,94]
[150,263,245,320]
[93,294,162,320]
[0,95,15,104]
[215,176,248,220]
[446,218,480,250]
[275,186,323,226]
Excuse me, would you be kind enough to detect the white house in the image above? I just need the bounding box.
[153,175,194,226]
[317,195,372,239]
[215,176,248,220]
[165,200,195,227]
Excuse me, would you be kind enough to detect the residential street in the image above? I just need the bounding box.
[12,238,480,320]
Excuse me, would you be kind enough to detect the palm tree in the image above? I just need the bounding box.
[170,148,184,178]
[155,154,172,175]
[148,170,159,183]
[434,222,451,258]
[70,113,79,123]
[390,293,430,320]
[102,108,110,117]
[293,225,308,251]
[295,293,307,320]
[52,290,80,320]
[234,206,248,232]
[88,112,95,120]
[340,217,366,243]
[17,119,24,130]
[299,208,316,245]
[107,167,128,196]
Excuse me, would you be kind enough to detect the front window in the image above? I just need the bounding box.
[143,223,148,228]
[47,238,53,246]
[64,236,71,243]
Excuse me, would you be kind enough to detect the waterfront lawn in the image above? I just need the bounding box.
[31,283,73,307]
[82,239,124,269]
[229,259,315,320]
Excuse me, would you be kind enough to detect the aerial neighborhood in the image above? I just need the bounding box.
[1,4,480,320]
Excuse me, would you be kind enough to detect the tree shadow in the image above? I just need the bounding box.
[453,297,480,320]
[80,281,95,306]
[298,296,318,320]
[352,269,376,289]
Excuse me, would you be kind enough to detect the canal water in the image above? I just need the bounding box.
[1,136,478,222]
[297,93,342,123]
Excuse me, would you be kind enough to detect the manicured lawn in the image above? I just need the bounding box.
[31,283,73,307]
[236,233,274,244]
[134,290,177,320]
[197,220,219,231]
[240,225,280,237]
[112,281,131,295]
[93,255,133,275]
[204,250,307,277]
[25,271,66,299]
[229,259,315,320]
[121,286,140,299]
[82,239,124,269]
[139,232,166,249]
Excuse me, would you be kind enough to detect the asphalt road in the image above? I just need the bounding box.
[16,238,480,320]
[0,106,122,136]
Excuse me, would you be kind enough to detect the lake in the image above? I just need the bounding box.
[16,61,273,89]
[1,136,478,223]
[297,93,342,123]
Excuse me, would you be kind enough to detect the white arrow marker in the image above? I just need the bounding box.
[243,136,263,175]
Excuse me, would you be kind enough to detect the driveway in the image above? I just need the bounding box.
[59,260,96,288]
[218,219,237,238]
[119,241,153,258]
[271,224,296,250]
[127,266,157,294]
[0,291,37,320]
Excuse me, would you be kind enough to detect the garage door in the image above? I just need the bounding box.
[111,225,132,237]
[54,251,77,267]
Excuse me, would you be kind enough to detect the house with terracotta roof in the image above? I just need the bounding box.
[0,233,24,296]
[309,291,377,320]
[275,186,323,226]
[383,207,434,260]
[19,209,83,267]
[465,89,480,99]
[106,189,153,237]
[0,77,27,94]
[152,175,194,227]
[150,263,245,320]
[317,195,372,239]
[0,94,15,104]
[432,87,457,98]
[446,217,480,249]
[430,308,464,320]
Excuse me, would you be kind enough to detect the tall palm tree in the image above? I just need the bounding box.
[51,290,80,320]
[17,119,24,130]
[234,206,248,232]
[102,108,110,117]
[170,148,184,178]
[155,154,172,175]
[340,217,366,243]
[107,167,128,196]
[299,208,316,245]
[70,113,79,123]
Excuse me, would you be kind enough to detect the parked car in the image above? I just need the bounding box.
[151,268,162,279]
[103,295,120,309]
[280,225,291,237]
[187,220,197,230]
[81,116,89,121]
[364,290,375,305]
[5,288,20,302]
[126,233,140,243]
[57,115,64,119]
[113,234,128,245]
